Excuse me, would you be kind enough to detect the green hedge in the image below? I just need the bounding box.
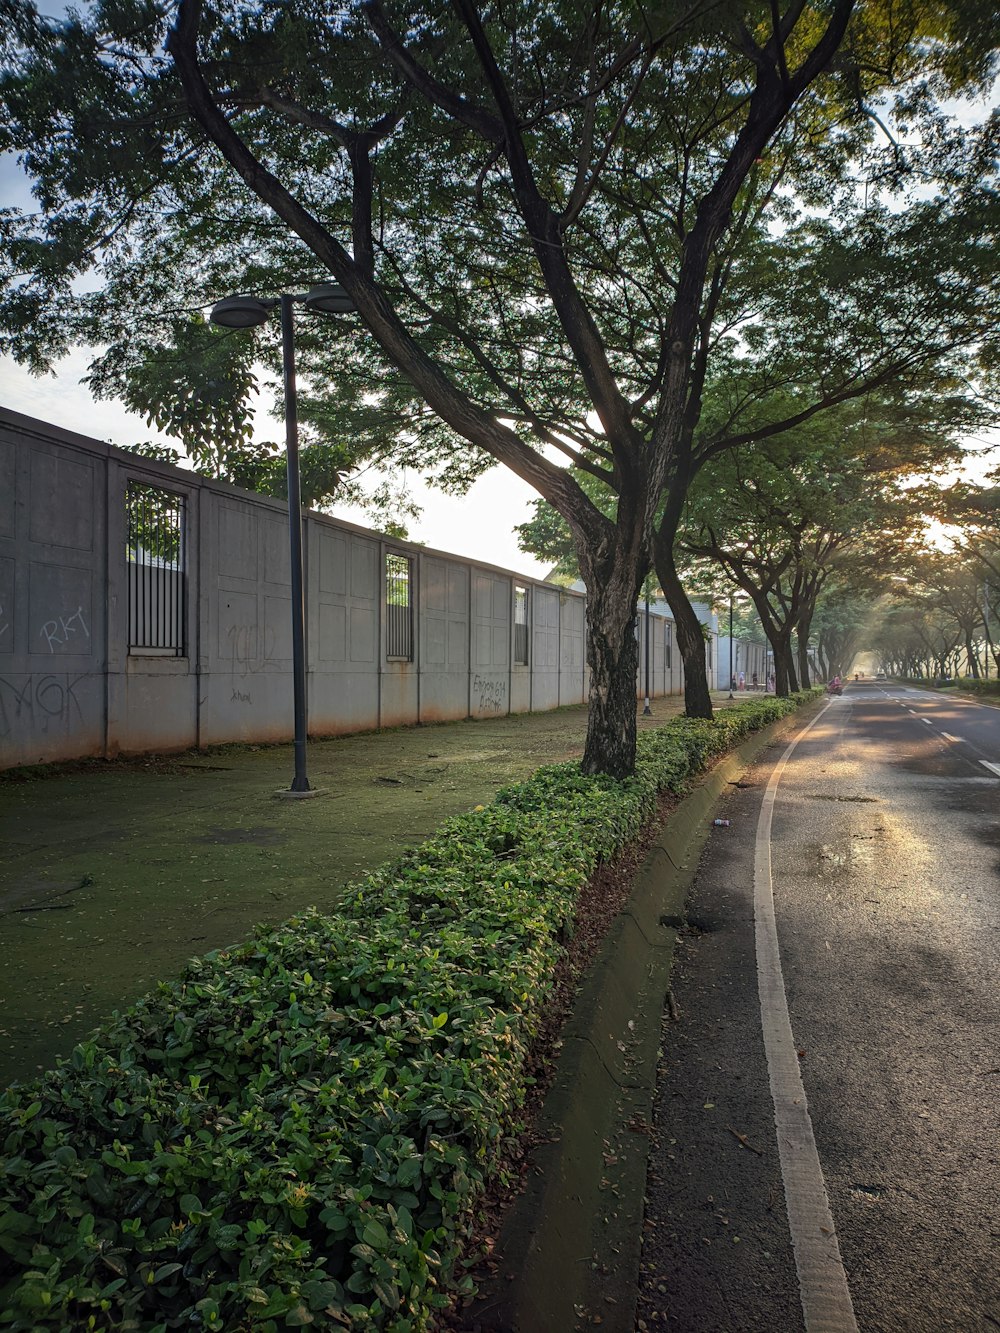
[955,679,1000,697]
[0,694,815,1332]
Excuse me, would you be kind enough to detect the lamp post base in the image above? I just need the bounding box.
[273,787,329,800]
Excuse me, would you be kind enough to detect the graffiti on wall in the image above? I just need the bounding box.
[0,672,86,737]
[38,606,90,654]
[473,673,507,715]
[226,622,276,681]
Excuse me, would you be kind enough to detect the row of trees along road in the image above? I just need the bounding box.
[871,479,1000,679]
[2,0,999,775]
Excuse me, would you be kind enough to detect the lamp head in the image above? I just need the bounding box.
[303,283,356,315]
[209,296,274,329]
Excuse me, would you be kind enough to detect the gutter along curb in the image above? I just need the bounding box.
[466,701,823,1333]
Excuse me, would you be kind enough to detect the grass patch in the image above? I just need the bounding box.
[0,694,816,1331]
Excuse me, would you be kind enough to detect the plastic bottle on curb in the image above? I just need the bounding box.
[712,818,731,827]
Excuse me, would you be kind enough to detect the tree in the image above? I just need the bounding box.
[2,0,997,773]
[899,549,993,676]
[875,597,932,676]
[811,588,875,680]
[676,394,961,691]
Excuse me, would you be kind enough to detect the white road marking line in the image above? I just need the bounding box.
[981,761,1000,778]
[922,718,933,725]
[942,733,962,743]
[754,702,859,1333]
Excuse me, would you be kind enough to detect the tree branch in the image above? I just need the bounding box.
[166,0,610,540]
[364,0,502,143]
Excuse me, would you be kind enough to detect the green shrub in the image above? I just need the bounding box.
[0,694,811,1331]
[957,679,1000,697]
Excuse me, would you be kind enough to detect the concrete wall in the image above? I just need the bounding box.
[0,407,686,770]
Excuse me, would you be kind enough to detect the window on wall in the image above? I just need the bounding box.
[385,552,414,661]
[664,620,672,670]
[514,585,529,665]
[126,482,186,656]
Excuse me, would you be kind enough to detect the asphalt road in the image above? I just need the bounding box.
[636,683,1000,1333]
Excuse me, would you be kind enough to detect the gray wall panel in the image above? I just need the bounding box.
[29,562,94,660]
[29,449,94,552]
[319,531,348,596]
[0,669,104,764]
[319,601,347,663]
[217,503,257,581]
[261,516,290,585]
[351,539,378,599]
[311,673,379,734]
[349,606,376,664]
[124,669,198,752]
[559,595,586,705]
[262,593,292,665]
[0,437,15,540]
[420,672,469,724]
[379,669,419,729]
[0,557,13,658]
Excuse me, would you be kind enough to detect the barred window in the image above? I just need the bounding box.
[385,553,413,661]
[126,482,186,656]
[664,620,672,670]
[514,585,529,665]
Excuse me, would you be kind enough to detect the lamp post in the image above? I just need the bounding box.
[209,284,356,796]
[642,582,652,716]
[728,595,734,699]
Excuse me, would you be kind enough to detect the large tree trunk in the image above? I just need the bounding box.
[580,586,641,778]
[966,636,981,678]
[772,636,799,696]
[577,535,647,778]
[654,548,713,719]
[738,585,797,698]
[796,629,812,689]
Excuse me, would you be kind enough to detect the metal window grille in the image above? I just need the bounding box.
[514,585,529,665]
[664,620,672,670]
[126,482,186,656]
[385,553,413,660]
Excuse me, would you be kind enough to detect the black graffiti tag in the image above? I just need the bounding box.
[0,673,86,736]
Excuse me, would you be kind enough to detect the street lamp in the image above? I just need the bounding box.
[728,595,734,699]
[210,284,356,796]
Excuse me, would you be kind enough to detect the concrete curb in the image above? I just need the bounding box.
[467,702,823,1332]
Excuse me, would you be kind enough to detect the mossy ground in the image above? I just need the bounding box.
[0,699,724,1088]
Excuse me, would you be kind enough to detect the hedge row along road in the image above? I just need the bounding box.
[0,694,816,1330]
